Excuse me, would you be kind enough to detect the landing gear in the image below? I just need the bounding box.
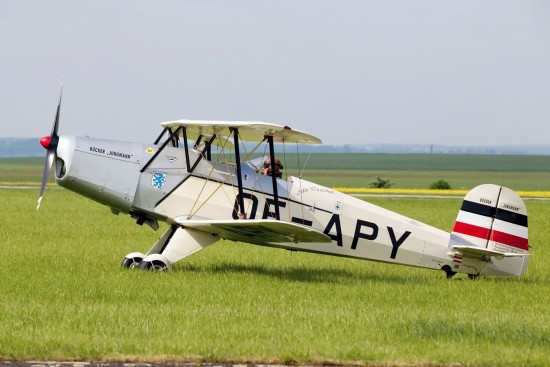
[122,225,219,272]
[441,265,457,279]
[139,254,172,272]
[121,252,171,271]
[468,274,480,280]
[121,252,145,269]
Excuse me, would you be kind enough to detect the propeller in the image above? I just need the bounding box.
[37,82,63,210]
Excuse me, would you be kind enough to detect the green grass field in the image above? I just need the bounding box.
[1,155,550,365]
[1,189,549,366]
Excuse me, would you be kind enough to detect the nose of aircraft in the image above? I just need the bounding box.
[40,135,51,149]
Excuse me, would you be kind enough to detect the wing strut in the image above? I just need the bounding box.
[154,128,168,144]
[141,126,182,173]
[232,128,246,219]
[189,134,217,173]
[182,127,191,170]
[267,135,280,220]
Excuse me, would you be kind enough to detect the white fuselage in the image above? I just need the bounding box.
[153,164,453,272]
[53,136,526,277]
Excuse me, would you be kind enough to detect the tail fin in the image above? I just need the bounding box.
[450,184,530,276]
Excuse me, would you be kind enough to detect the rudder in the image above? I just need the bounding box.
[450,184,530,276]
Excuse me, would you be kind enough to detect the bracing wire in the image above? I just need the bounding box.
[242,139,266,163]
[189,134,234,218]
[296,143,305,220]
[281,140,292,220]
[299,151,312,179]
[282,140,288,180]
[253,142,269,201]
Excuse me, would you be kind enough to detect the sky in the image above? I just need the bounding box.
[1,0,549,146]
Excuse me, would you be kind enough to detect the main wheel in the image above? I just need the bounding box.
[139,254,172,272]
[140,259,169,271]
[121,252,145,269]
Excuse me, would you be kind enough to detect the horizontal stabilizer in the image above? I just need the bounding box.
[174,218,332,245]
[451,244,530,260]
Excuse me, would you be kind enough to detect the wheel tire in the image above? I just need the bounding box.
[140,259,169,272]
[441,265,457,279]
[468,274,480,280]
[121,256,144,269]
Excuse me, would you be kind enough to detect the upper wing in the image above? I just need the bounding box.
[161,119,322,144]
[174,218,331,245]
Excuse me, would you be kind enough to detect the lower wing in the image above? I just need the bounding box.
[174,218,332,245]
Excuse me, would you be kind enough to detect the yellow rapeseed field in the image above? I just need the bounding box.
[334,187,550,198]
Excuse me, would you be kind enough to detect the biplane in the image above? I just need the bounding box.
[38,85,531,278]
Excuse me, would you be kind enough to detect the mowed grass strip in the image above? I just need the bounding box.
[1,189,550,366]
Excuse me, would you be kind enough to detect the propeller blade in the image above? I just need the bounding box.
[51,81,63,138]
[37,81,63,210]
[37,149,54,210]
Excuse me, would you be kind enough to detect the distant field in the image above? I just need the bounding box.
[276,153,550,171]
[0,157,52,185]
[217,152,550,171]
[279,153,550,190]
[3,155,550,192]
[298,169,550,191]
[1,189,549,366]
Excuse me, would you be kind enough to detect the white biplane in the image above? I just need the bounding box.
[38,86,531,278]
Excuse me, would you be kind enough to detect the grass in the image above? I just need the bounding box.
[1,189,550,366]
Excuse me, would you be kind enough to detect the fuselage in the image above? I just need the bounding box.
[53,135,527,276]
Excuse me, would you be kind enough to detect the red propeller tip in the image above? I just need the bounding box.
[40,136,51,149]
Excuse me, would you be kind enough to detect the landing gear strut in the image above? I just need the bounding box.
[121,225,219,272]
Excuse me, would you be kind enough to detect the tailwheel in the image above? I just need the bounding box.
[441,265,457,279]
[139,254,172,272]
[121,252,145,269]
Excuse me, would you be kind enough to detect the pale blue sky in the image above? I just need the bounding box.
[1,0,549,146]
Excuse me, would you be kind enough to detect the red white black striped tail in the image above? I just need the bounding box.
[450,184,529,255]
